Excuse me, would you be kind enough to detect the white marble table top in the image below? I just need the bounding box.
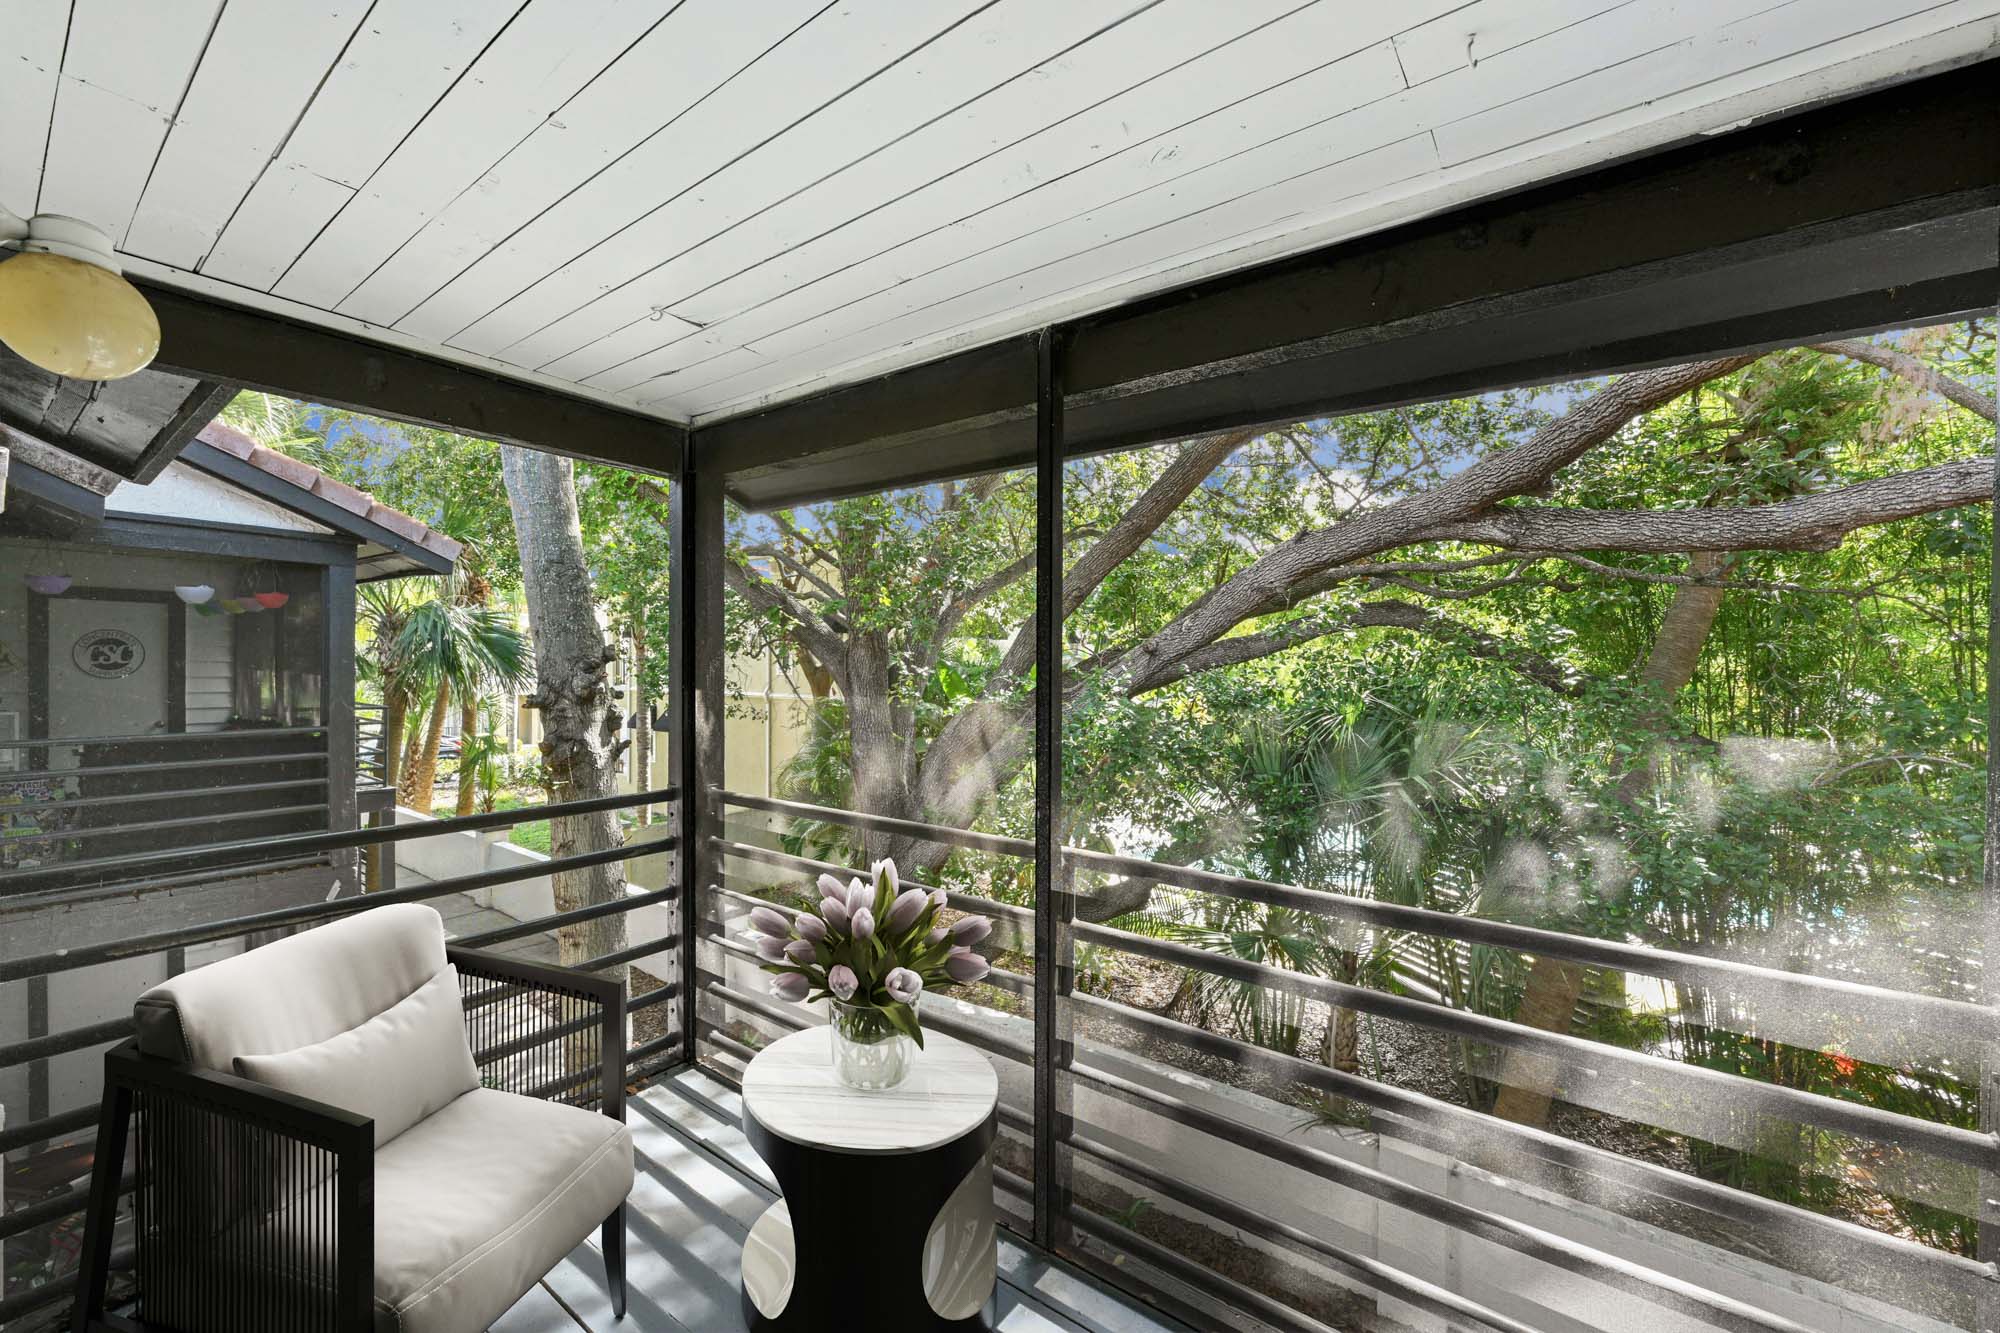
[741,1025,998,1154]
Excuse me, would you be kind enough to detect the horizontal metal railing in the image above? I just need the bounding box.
[0,786,686,1325]
[708,788,1997,1327]
[0,726,332,751]
[0,783,673,894]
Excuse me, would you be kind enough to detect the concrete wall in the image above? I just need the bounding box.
[392,808,678,976]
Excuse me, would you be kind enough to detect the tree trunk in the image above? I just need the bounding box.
[454,694,480,816]
[630,618,652,825]
[369,688,409,891]
[403,681,450,815]
[382,688,407,790]
[398,688,429,801]
[1492,551,1730,1127]
[501,447,630,989]
[1615,551,1730,802]
[1323,949,1362,1075]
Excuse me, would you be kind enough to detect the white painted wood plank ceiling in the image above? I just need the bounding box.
[5,0,1996,428]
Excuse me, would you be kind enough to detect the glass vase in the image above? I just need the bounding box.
[829,1001,916,1091]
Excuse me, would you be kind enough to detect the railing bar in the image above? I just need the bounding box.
[714,792,1985,1042]
[0,726,329,749]
[0,786,678,886]
[0,1104,97,1154]
[628,983,678,1015]
[1075,920,1997,1170]
[703,914,1033,999]
[0,800,331,847]
[0,776,330,814]
[0,1015,133,1068]
[1075,1068,1813,1333]
[718,790,1034,858]
[625,1032,681,1066]
[702,1026,761,1067]
[0,1174,131,1242]
[1067,994,1994,1292]
[702,977,1034,1064]
[1065,1209,1360,1333]
[4,854,333,913]
[1,837,673,984]
[453,883,679,948]
[710,839,1034,924]
[1062,846,1991,1042]
[578,934,683,973]
[0,749,329,785]
[0,1270,77,1323]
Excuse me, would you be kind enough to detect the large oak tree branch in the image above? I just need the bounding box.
[1116,358,1759,694]
[995,428,1256,681]
[1142,600,1582,696]
[1812,340,1997,421]
[1412,456,1990,554]
[725,558,849,690]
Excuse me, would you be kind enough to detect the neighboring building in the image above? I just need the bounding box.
[0,419,457,1168]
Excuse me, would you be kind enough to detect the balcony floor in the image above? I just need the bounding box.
[494,1067,1192,1333]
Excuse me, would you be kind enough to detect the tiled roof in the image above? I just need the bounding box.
[195,421,463,563]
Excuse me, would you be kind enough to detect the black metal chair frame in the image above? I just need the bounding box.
[71,946,628,1332]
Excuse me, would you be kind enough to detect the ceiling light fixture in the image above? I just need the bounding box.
[0,205,160,380]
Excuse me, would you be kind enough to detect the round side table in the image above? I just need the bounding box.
[739,1025,1000,1331]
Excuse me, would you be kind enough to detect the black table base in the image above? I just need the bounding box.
[742,1104,999,1331]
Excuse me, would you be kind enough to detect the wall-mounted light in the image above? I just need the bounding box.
[0,206,160,380]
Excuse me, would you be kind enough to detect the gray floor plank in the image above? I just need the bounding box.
[489,1279,588,1331]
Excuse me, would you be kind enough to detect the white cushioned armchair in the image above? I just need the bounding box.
[72,904,634,1333]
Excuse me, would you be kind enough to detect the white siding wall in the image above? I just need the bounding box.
[184,604,233,731]
[0,542,240,734]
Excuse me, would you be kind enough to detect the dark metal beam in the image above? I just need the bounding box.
[138,282,684,473]
[0,457,106,526]
[92,514,358,566]
[671,430,724,1068]
[1031,326,1072,1250]
[706,60,1999,509]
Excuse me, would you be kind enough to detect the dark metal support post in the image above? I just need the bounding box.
[1980,354,2000,1333]
[1031,326,1072,1249]
[671,426,726,1067]
[325,559,359,889]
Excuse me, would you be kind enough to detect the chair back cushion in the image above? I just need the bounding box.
[233,965,480,1146]
[134,903,449,1071]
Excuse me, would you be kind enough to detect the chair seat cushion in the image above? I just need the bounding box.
[272,1087,633,1333]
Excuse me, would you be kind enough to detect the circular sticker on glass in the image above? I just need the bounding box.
[72,628,145,679]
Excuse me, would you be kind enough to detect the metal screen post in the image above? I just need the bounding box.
[1032,326,1073,1249]
[1979,369,2000,1333]
[671,427,726,1068]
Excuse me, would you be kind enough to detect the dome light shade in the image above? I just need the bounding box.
[175,584,215,605]
[0,212,160,381]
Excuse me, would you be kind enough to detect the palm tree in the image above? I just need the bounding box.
[1171,701,1502,1076]
[393,585,533,814]
[357,581,426,793]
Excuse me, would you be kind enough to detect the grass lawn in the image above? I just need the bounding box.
[492,790,645,855]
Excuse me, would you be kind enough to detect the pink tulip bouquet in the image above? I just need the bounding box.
[748,859,992,1065]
